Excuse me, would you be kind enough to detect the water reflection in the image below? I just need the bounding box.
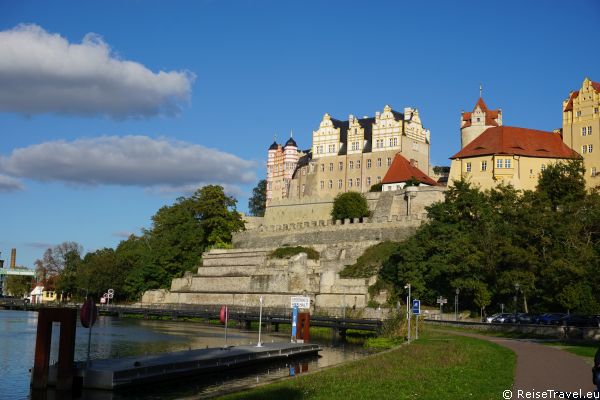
[0,311,368,400]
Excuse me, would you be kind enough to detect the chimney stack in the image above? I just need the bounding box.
[10,248,16,269]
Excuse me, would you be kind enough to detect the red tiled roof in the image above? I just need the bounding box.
[563,90,579,112]
[450,126,580,160]
[382,154,438,186]
[461,97,500,128]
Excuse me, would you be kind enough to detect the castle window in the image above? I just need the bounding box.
[321,164,325,172]
[476,118,481,122]
[338,179,343,189]
[367,159,372,168]
[356,160,361,169]
[595,107,599,114]
[412,141,418,150]
[504,159,511,168]
[466,162,471,172]
[389,138,394,146]
[496,159,503,169]
[592,167,597,177]
[577,110,582,117]
[481,161,487,171]
[320,181,324,189]
[588,126,592,135]
[589,144,593,153]
[393,137,398,146]
[582,127,587,136]
[582,145,587,154]
[329,163,334,171]
[354,128,357,134]
[367,177,371,186]
[349,161,354,169]
[328,180,333,189]
[377,176,382,183]
[377,158,382,167]
[302,184,306,194]
[387,157,392,167]
[338,162,343,171]
[356,178,360,187]
[348,179,353,188]
[541,164,546,171]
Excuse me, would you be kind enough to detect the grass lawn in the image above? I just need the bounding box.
[544,342,599,359]
[217,330,515,400]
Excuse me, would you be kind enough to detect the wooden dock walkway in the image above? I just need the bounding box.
[61,342,321,390]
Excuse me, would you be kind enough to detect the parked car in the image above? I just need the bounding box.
[514,313,534,324]
[491,313,513,323]
[538,313,567,325]
[560,314,600,327]
[485,313,502,323]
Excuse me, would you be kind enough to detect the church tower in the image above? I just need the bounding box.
[460,94,502,149]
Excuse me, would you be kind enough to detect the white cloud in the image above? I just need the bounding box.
[0,174,24,192]
[0,136,257,190]
[0,24,194,118]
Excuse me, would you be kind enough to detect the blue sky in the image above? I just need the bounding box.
[1,0,599,268]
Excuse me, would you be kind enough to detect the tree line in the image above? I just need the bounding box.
[379,160,600,316]
[31,185,245,302]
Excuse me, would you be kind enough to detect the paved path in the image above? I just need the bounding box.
[445,331,596,393]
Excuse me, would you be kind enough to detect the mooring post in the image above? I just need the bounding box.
[31,308,77,391]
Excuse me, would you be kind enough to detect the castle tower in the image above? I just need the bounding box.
[562,77,600,187]
[282,133,299,197]
[266,140,279,205]
[460,97,502,149]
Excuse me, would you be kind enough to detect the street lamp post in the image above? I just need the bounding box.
[455,288,460,321]
[514,283,520,314]
[404,283,411,342]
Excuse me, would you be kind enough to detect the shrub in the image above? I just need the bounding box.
[331,191,370,221]
[340,241,401,278]
[369,182,383,192]
[269,246,320,260]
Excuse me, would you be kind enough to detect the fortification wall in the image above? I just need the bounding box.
[233,214,424,249]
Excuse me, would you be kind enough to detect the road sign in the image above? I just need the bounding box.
[436,297,448,304]
[291,296,310,309]
[412,299,421,315]
[80,298,98,328]
[291,305,299,341]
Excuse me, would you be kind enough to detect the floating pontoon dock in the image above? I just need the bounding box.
[64,342,320,390]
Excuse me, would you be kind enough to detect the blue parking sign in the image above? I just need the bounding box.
[412,299,420,315]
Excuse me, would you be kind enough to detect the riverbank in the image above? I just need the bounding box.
[216,330,516,400]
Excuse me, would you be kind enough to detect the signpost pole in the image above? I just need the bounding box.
[405,284,411,342]
[256,296,263,347]
[224,305,228,346]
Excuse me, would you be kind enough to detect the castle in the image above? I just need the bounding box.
[448,79,600,191]
[142,79,598,313]
[267,105,432,205]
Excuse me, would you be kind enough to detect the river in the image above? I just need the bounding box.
[0,310,367,400]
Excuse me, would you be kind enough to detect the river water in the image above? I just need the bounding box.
[0,310,366,400]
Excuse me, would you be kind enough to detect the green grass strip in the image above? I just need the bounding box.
[218,331,515,400]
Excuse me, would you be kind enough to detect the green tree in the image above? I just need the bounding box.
[5,268,34,298]
[536,159,585,210]
[331,192,370,221]
[191,185,245,248]
[55,249,82,297]
[248,179,267,217]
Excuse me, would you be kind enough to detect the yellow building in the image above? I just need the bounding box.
[449,97,579,190]
[266,105,431,202]
[562,77,600,188]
